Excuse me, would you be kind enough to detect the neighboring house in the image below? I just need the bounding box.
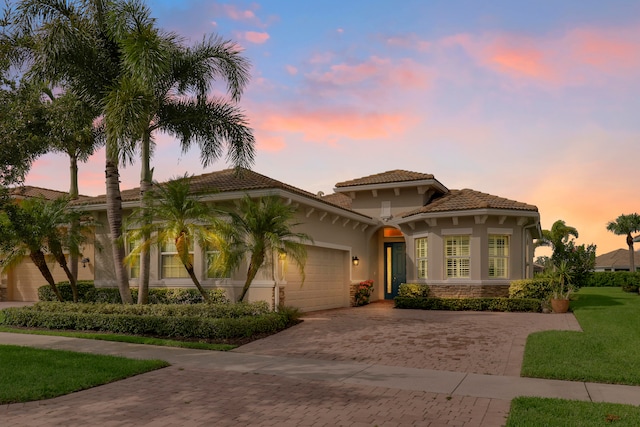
[72,168,541,311]
[594,249,640,272]
[0,186,95,301]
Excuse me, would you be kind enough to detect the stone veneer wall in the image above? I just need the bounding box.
[426,284,510,298]
[273,286,286,308]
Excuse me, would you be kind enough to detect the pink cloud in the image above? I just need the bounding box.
[243,31,270,44]
[222,5,257,21]
[439,24,640,86]
[285,65,298,75]
[256,108,418,145]
[307,56,430,90]
[255,133,286,152]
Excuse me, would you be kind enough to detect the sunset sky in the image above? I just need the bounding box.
[24,0,640,257]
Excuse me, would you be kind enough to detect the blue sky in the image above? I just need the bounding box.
[25,0,640,255]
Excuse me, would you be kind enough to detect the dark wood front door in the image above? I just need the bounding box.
[384,242,406,299]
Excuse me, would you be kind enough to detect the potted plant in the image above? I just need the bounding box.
[549,261,573,313]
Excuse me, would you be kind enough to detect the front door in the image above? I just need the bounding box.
[384,242,406,299]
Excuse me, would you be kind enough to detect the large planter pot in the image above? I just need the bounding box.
[551,298,570,313]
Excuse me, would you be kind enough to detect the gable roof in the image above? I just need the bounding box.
[9,186,91,201]
[335,170,437,188]
[401,188,538,218]
[595,248,640,269]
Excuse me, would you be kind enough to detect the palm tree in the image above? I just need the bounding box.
[124,175,220,303]
[112,36,254,304]
[607,213,640,273]
[536,219,579,265]
[0,196,87,302]
[215,195,312,302]
[11,0,254,304]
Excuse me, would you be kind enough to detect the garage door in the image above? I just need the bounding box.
[283,246,349,312]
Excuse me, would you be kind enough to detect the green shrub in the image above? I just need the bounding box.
[583,271,640,288]
[509,278,553,300]
[398,283,430,298]
[39,282,229,305]
[0,302,297,340]
[394,296,541,312]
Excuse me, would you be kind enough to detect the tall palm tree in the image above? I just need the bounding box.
[124,174,220,302]
[11,0,254,304]
[112,36,254,304]
[0,196,87,302]
[215,195,312,302]
[607,213,640,273]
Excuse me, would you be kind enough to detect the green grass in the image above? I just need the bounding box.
[507,397,640,426]
[0,344,168,403]
[522,287,640,385]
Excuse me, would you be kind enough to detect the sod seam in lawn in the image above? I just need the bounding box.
[521,287,640,385]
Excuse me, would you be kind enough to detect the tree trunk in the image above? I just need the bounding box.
[30,250,63,302]
[69,154,79,282]
[55,251,78,303]
[238,251,264,302]
[105,156,133,304]
[627,233,635,273]
[176,233,210,303]
[137,133,152,305]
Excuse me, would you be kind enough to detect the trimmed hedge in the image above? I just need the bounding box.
[398,283,430,298]
[583,271,640,289]
[38,282,229,305]
[0,302,298,340]
[394,296,541,312]
[509,278,554,300]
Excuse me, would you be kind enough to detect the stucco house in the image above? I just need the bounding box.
[3,169,541,311]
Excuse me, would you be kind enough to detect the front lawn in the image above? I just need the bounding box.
[522,287,640,385]
[0,344,168,403]
[507,397,640,426]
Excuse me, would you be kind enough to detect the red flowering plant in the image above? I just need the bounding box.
[354,280,374,306]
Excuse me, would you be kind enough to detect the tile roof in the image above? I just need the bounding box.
[321,192,352,209]
[75,168,368,217]
[401,188,538,217]
[335,170,436,188]
[9,186,91,201]
[595,249,640,269]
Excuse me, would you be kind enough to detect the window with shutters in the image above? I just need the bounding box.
[488,235,509,278]
[445,236,470,278]
[416,237,428,279]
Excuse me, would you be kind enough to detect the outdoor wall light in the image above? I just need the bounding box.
[352,256,359,266]
[81,257,91,268]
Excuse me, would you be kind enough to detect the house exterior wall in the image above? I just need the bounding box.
[91,197,372,310]
[346,187,430,221]
[5,245,95,302]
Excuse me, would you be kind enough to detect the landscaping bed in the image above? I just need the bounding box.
[1,301,301,345]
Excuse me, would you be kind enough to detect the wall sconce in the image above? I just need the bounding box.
[81,257,91,268]
[352,256,359,266]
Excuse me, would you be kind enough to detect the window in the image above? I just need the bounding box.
[445,236,470,278]
[160,239,193,279]
[127,238,140,279]
[416,237,428,279]
[488,235,509,278]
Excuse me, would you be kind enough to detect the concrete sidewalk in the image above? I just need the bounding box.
[2,331,640,406]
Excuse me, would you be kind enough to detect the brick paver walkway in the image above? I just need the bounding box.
[1,302,582,426]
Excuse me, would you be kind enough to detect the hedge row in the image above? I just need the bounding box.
[22,301,271,318]
[582,271,640,288]
[1,305,299,340]
[398,283,430,298]
[394,296,541,312]
[38,282,229,305]
[508,278,554,300]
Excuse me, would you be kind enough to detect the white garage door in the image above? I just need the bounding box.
[283,246,349,312]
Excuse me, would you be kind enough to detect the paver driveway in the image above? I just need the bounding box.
[236,301,581,376]
[1,302,582,426]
